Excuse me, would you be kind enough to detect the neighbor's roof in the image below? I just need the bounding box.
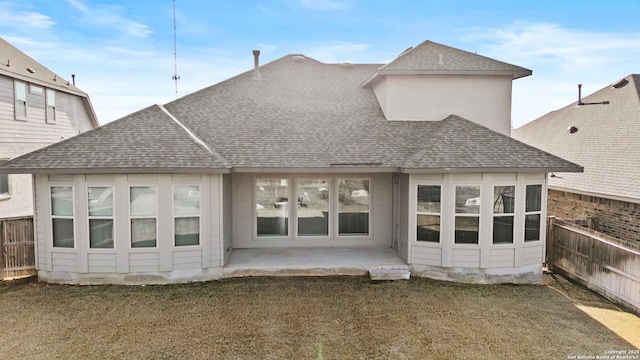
[0,37,99,127]
[0,40,579,175]
[512,74,640,203]
[362,40,532,87]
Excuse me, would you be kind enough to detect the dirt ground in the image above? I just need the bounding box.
[0,273,638,359]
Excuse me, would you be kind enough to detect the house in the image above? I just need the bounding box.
[512,75,640,242]
[0,37,99,218]
[0,40,581,285]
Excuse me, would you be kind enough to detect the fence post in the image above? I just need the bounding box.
[546,216,555,271]
[0,219,4,279]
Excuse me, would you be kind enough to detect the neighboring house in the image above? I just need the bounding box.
[0,40,581,285]
[0,37,99,218]
[512,75,640,242]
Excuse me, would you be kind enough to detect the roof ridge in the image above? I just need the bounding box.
[157,104,229,167]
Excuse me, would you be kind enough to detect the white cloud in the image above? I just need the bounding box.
[66,0,89,13]
[466,22,640,73]
[0,4,55,29]
[300,0,349,12]
[303,41,371,63]
[64,1,152,38]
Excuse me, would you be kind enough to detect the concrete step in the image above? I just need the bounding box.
[369,269,411,281]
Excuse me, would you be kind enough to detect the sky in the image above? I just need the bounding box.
[1,0,639,128]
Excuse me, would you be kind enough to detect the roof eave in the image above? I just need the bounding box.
[0,68,89,97]
[362,69,533,87]
[401,166,583,174]
[0,167,231,175]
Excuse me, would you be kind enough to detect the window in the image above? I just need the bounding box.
[493,186,515,244]
[297,179,329,236]
[525,185,543,242]
[256,179,289,237]
[46,89,56,123]
[417,185,441,243]
[130,186,157,248]
[338,179,369,236]
[0,173,9,198]
[51,186,74,248]
[14,80,27,119]
[30,84,43,95]
[88,187,114,248]
[455,186,480,244]
[173,186,200,246]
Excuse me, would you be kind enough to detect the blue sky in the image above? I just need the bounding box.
[1,0,639,128]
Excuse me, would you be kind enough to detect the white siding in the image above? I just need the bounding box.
[521,244,544,265]
[33,173,223,280]
[490,248,515,267]
[130,252,159,273]
[222,174,233,264]
[411,246,442,266]
[452,248,481,268]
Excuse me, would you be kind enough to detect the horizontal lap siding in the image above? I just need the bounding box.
[209,175,221,267]
[51,252,76,272]
[522,244,543,265]
[173,250,202,270]
[490,248,514,267]
[452,248,480,267]
[88,253,117,273]
[130,252,159,273]
[411,246,442,266]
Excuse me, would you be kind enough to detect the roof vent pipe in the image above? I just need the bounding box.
[252,50,261,79]
[577,84,609,106]
[72,74,76,86]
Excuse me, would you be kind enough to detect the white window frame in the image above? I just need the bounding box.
[254,177,292,239]
[46,88,56,123]
[87,186,115,250]
[172,185,201,248]
[14,80,27,120]
[453,184,481,246]
[492,184,516,245]
[50,185,75,249]
[336,177,372,238]
[415,184,442,243]
[524,184,543,243]
[294,177,331,239]
[129,185,158,250]
[30,84,43,95]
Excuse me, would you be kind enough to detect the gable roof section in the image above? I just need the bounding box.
[0,37,99,127]
[362,40,532,87]
[512,74,640,202]
[0,44,580,175]
[1,104,228,174]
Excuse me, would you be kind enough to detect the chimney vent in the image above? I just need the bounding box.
[252,50,261,79]
[72,74,76,86]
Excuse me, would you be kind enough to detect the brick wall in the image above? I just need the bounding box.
[548,189,640,242]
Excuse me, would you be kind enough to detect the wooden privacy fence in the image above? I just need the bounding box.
[546,217,640,316]
[0,216,36,280]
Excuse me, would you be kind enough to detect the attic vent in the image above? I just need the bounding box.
[339,62,353,69]
[612,78,629,89]
[291,55,306,63]
[26,67,35,73]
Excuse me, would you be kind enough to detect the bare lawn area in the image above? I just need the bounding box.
[0,273,638,359]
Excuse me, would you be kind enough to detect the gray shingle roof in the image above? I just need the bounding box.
[0,37,86,96]
[512,74,640,202]
[1,105,228,173]
[0,41,579,175]
[362,40,531,87]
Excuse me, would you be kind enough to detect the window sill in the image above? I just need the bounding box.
[0,194,11,202]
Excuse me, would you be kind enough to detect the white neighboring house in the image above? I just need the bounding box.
[0,37,99,218]
[0,40,581,285]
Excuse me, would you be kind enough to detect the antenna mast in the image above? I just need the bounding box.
[172,0,180,93]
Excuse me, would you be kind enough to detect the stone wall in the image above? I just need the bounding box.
[547,189,640,242]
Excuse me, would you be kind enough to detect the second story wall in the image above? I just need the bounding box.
[372,74,513,136]
[0,74,95,145]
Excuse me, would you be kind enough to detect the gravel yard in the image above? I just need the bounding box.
[0,273,638,359]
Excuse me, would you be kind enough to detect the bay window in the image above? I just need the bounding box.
[130,186,157,248]
[173,186,200,246]
[416,185,441,243]
[525,185,543,242]
[88,187,114,249]
[455,186,480,244]
[51,186,74,248]
[493,185,515,244]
